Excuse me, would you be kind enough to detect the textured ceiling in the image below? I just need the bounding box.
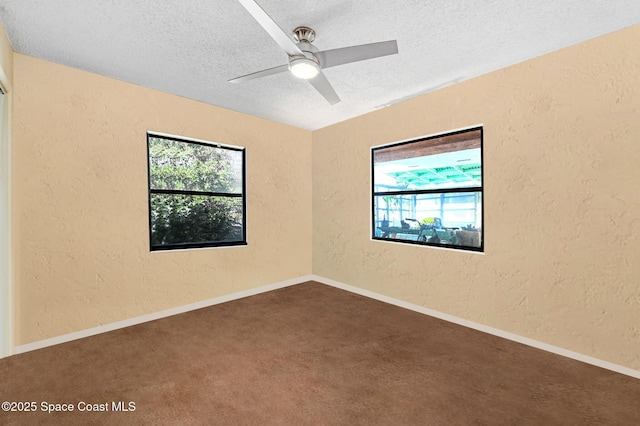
[1,1,639,130]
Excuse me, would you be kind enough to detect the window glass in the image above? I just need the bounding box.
[150,194,244,245]
[149,137,243,193]
[147,134,246,250]
[372,127,483,251]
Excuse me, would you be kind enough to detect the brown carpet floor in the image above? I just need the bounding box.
[1,281,639,425]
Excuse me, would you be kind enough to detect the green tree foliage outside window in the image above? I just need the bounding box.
[147,134,246,250]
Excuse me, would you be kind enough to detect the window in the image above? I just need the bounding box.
[372,127,483,251]
[147,133,246,251]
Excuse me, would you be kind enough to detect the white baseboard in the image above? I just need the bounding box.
[13,273,640,380]
[14,275,314,355]
[310,275,640,380]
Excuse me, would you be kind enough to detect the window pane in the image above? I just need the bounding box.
[373,192,482,249]
[373,128,482,191]
[149,137,243,193]
[150,193,243,246]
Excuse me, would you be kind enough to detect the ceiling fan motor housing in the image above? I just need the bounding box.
[289,26,321,78]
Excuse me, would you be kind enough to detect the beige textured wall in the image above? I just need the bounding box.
[313,25,640,370]
[12,54,312,345]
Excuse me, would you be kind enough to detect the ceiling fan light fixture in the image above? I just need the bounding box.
[289,57,320,79]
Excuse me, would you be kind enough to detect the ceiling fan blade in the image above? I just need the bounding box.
[237,0,303,57]
[228,64,289,83]
[316,40,398,69]
[308,71,340,105]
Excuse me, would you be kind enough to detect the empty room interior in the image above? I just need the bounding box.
[1,1,639,424]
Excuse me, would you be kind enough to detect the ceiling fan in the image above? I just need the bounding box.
[229,0,399,105]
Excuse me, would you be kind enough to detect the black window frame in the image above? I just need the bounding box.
[371,126,484,252]
[146,132,247,251]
